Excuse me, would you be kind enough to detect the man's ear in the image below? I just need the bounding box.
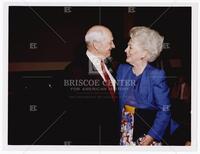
[93,42,101,51]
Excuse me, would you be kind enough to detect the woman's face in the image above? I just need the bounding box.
[125,40,146,65]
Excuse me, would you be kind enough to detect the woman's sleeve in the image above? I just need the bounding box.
[147,69,171,141]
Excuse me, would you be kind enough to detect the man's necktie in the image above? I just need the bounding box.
[104,57,115,76]
[100,60,116,102]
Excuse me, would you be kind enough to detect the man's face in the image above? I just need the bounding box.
[98,31,115,58]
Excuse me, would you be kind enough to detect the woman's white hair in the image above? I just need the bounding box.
[129,26,164,62]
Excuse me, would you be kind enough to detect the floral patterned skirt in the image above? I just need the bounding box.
[120,105,135,145]
[120,105,162,145]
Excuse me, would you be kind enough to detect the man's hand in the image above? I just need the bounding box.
[139,135,154,145]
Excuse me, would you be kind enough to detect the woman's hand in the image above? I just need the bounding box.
[139,135,154,145]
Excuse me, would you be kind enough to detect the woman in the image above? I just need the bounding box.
[117,26,178,145]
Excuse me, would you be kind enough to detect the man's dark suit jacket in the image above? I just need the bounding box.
[63,54,120,145]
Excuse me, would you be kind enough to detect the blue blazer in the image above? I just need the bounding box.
[116,64,178,141]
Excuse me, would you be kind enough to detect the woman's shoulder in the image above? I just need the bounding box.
[147,64,166,77]
[146,64,167,84]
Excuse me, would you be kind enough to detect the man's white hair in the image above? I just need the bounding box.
[85,31,106,44]
[85,26,109,45]
[129,26,164,62]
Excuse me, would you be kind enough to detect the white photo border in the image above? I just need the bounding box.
[1,0,199,152]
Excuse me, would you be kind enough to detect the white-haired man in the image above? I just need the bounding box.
[63,25,120,145]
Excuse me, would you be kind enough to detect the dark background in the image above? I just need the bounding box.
[8,7,191,145]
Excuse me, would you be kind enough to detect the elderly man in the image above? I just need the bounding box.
[63,25,120,145]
